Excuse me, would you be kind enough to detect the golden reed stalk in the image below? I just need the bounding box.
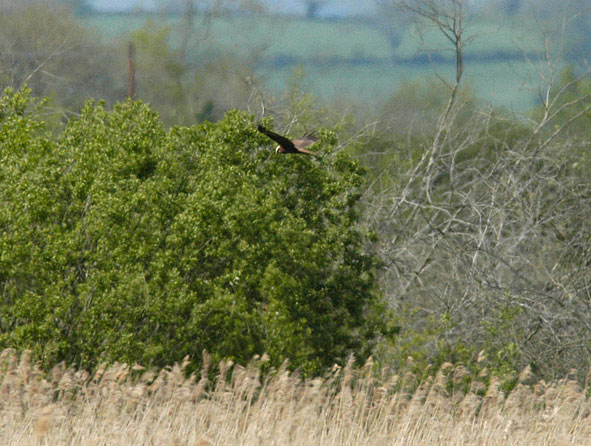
[1,349,589,445]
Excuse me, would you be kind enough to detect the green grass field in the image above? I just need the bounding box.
[82,13,554,112]
[260,59,544,111]
[395,17,546,59]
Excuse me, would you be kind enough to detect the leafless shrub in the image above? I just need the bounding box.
[363,1,591,381]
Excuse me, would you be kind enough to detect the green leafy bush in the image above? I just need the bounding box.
[0,88,385,375]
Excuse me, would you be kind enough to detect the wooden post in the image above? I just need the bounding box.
[127,42,135,99]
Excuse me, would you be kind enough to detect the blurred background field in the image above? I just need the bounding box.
[4,0,585,122]
[80,11,550,111]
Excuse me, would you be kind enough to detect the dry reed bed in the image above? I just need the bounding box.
[1,349,589,445]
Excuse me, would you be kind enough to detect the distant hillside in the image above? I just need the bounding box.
[82,12,555,111]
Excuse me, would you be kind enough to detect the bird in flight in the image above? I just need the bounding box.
[257,125,319,156]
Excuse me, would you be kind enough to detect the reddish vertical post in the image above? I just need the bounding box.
[128,42,135,99]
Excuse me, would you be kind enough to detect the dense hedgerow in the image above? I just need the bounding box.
[0,88,388,375]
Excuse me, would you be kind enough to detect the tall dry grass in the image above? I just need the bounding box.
[1,349,589,445]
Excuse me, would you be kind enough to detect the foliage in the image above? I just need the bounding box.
[0,1,123,111]
[531,65,591,140]
[0,88,385,375]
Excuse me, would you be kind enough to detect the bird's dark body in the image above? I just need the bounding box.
[257,125,319,156]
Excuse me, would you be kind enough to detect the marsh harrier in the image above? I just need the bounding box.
[257,125,319,156]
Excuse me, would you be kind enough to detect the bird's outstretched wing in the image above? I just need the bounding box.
[293,136,318,150]
[257,125,297,153]
[293,137,318,155]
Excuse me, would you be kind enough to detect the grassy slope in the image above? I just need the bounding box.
[82,13,551,111]
[395,18,545,58]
